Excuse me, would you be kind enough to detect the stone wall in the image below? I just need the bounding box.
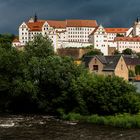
[57,48,92,59]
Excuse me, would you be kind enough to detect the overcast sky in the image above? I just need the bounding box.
[1,0,140,34]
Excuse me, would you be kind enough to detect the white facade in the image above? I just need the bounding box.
[133,20,140,36]
[58,41,92,48]
[14,17,140,55]
[115,37,140,53]
[66,27,93,42]
[89,19,140,55]
[14,17,98,52]
[89,25,108,55]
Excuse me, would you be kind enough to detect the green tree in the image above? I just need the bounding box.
[129,70,135,77]
[83,49,103,57]
[135,65,140,75]
[27,55,86,114]
[70,75,139,115]
[136,52,140,58]
[114,50,120,55]
[25,35,54,58]
[0,34,15,49]
[0,34,140,116]
[122,48,134,55]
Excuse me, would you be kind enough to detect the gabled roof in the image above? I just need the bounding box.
[123,55,140,65]
[103,56,121,71]
[96,55,107,64]
[83,55,122,71]
[47,20,66,28]
[25,19,98,31]
[105,28,128,33]
[83,55,107,67]
[26,20,45,31]
[66,20,98,27]
[115,37,140,42]
[56,30,66,33]
[89,26,99,36]
[83,56,94,67]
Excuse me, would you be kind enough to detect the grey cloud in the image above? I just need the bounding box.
[0,0,139,34]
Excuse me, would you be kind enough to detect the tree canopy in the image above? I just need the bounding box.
[0,35,139,116]
[122,48,135,55]
[83,49,103,57]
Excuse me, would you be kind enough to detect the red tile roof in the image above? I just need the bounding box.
[56,30,66,33]
[47,20,66,28]
[105,28,128,33]
[25,19,98,31]
[26,20,45,31]
[115,37,140,42]
[89,26,99,36]
[47,20,97,28]
[66,20,97,27]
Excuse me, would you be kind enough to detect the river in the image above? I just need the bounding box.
[0,115,140,140]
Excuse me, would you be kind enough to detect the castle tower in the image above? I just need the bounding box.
[133,17,140,36]
[28,13,38,23]
[34,13,38,22]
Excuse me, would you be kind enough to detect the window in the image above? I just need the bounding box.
[121,64,123,70]
[95,59,97,64]
[93,65,98,71]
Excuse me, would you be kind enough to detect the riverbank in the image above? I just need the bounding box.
[1,115,140,140]
[62,113,140,129]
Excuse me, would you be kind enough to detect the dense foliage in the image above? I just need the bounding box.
[0,34,15,48]
[83,49,103,57]
[135,65,140,75]
[0,35,140,116]
[122,48,135,55]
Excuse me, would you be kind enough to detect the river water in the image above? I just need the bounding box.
[0,115,140,140]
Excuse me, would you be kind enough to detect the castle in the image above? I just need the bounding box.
[13,15,140,55]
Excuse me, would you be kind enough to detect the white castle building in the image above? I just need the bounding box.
[13,15,97,52]
[89,18,140,55]
[13,16,140,55]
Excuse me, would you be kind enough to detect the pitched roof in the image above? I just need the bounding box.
[66,20,98,27]
[25,19,98,31]
[115,37,140,42]
[123,55,140,65]
[83,55,107,67]
[83,56,94,67]
[103,56,121,71]
[83,55,122,71]
[89,26,99,36]
[56,30,66,33]
[105,28,128,33]
[26,20,45,31]
[96,55,107,64]
[47,20,66,28]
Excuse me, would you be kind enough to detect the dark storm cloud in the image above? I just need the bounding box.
[0,0,140,34]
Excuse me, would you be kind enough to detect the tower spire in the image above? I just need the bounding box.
[34,13,38,22]
[136,17,139,23]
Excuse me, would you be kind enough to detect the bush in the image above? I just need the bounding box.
[63,113,140,128]
[0,35,140,117]
[135,65,140,75]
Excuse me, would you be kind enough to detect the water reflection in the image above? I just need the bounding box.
[0,115,139,140]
